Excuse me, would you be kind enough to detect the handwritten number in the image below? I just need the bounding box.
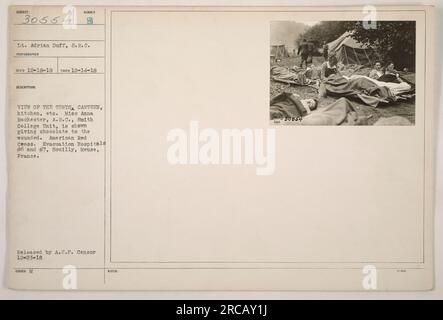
[39,16,48,24]
[51,16,60,24]
[23,15,61,25]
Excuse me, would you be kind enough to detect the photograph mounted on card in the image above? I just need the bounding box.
[6,5,435,291]
[270,20,416,126]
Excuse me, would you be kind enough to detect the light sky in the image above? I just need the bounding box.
[304,21,320,26]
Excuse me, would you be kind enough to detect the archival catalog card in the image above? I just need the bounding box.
[7,5,436,291]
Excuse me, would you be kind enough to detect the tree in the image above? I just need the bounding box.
[349,21,416,69]
[296,21,352,46]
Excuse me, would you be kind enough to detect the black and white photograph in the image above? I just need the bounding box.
[270,21,416,125]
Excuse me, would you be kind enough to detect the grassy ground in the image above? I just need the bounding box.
[270,56,416,125]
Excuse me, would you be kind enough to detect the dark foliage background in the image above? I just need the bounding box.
[297,21,416,69]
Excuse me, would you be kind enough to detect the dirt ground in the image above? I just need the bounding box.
[270,56,416,125]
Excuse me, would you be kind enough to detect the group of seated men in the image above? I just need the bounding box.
[318,56,412,100]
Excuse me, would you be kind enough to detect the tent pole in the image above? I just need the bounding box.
[364,49,371,66]
[353,47,361,65]
[343,47,349,65]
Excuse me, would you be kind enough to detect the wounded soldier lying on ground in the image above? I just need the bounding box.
[270,66,318,87]
[270,92,367,125]
[319,74,413,107]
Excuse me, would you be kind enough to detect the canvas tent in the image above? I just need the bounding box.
[327,32,374,65]
[270,44,290,62]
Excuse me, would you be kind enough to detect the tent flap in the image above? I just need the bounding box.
[327,32,373,65]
